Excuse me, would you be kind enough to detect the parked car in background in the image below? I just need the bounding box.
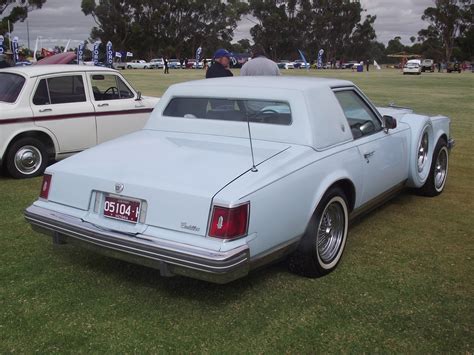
[25,76,454,284]
[186,59,204,69]
[294,60,310,69]
[446,62,462,73]
[341,61,359,69]
[421,59,434,72]
[0,65,159,178]
[403,59,422,75]
[168,59,181,69]
[126,60,149,69]
[149,58,164,69]
[277,60,295,69]
[113,61,127,70]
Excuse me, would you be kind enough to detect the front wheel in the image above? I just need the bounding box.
[288,187,349,277]
[417,139,449,197]
[5,137,49,179]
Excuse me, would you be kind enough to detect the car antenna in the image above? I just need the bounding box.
[246,109,258,172]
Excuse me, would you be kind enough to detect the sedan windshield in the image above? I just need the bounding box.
[0,73,26,103]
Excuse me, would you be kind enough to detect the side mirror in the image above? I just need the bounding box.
[383,115,397,133]
[135,91,142,101]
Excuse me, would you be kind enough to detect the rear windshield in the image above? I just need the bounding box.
[0,73,26,103]
[163,97,292,125]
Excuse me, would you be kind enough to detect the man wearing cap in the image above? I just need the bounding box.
[241,45,280,76]
[206,49,233,79]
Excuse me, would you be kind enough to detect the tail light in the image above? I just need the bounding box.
[209,202,249,240]
[39,174,52,199]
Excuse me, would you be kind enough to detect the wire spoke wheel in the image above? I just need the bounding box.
[434,146,448,191]
[317,200,345,264]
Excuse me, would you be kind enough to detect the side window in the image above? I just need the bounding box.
[90,74,134,101]
[334,90,382,139]
[32,79,50,105]
[117,77,134,99]
[33,76,86,105]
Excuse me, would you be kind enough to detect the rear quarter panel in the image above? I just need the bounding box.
[214,144,363,258]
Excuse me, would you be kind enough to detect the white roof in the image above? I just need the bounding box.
[173,76,354,92]
[0,65,117,78]
[147,76,356,149]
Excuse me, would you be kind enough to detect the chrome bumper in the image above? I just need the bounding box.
[24,205,250,284]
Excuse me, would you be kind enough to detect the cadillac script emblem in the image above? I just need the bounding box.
[115,183,124,193]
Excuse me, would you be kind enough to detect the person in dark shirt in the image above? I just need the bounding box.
[206,49,233,78]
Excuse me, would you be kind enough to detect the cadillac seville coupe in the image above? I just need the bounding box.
[0,65,159,178]
[24,77,454,283]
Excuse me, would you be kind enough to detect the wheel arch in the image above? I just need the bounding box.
[3,129,57,163]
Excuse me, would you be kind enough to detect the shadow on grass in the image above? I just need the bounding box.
[58,243,290,304]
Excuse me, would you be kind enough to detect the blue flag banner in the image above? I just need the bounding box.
[298,49,309,70]
[317,49,324,69]
[77,42,84,64]
[106,41,113,67]
[0,35,4,55]
[12,36,19,63]
[93,42,100,65]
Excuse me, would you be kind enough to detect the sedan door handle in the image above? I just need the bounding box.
[97,103,109,107]
[363,151,375,159]
[39,108,52,113]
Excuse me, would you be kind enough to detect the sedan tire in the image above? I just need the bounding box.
[288,187,349,277]
[5,137,48,179]
[417,139,449,197]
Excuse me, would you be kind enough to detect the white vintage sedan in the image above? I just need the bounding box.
[0,65,159,178]
[25,77,454,284]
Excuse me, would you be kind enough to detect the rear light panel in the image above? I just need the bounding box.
[39,174,52,200]
[208,202,249,240]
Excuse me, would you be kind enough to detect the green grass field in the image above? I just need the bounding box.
[1,68,473,353]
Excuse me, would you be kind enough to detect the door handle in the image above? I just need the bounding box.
[39,108,52,113]
[363,151,375,159]
[97,103,109,107]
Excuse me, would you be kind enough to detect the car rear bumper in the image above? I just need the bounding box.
[24,205,250,284]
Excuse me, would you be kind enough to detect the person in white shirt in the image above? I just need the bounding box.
[241,45,280,76]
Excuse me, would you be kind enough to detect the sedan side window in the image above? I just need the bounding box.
[334,90,382,139]
[90,74,134,101]
[33,76,86,105]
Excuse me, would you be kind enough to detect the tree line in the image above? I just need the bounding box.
[1,0,472,63]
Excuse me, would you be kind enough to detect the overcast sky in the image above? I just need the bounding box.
[10,0,434,49]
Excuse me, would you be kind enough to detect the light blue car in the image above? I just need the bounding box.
[25,77,454,283]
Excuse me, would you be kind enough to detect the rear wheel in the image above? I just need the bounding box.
[5,137,49,179]
[288,187,349,277]
[418,139,449,197]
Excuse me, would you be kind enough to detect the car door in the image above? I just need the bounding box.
[31,73,96,153]
[334,88,409,204]
[87,73,151,144]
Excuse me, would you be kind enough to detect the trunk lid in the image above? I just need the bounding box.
[47,130,290,236]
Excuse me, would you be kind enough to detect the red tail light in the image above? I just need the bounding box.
[209,202,249,240]
[39,174,52,199]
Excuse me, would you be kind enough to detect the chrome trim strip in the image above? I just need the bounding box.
[24,205,250,284]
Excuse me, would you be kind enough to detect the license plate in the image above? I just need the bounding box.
[103,196,141,223]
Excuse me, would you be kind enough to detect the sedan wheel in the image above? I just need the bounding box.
[418,139,449,197]
[6,138,48,179]
[288,187,349,277]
